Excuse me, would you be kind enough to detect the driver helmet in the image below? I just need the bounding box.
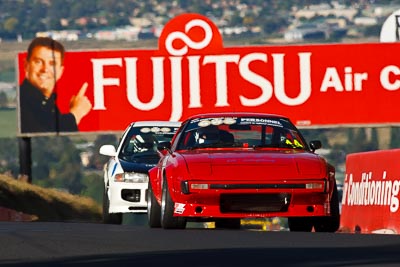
[195,125,219,145]
[134,134,156,151]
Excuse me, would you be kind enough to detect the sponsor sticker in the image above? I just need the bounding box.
[174,203,186,214]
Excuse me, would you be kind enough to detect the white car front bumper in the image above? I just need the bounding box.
[108,181,148,213]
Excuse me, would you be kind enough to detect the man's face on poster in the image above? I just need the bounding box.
[24,46,64,98]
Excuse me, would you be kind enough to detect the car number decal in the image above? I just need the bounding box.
[174,203,186,214]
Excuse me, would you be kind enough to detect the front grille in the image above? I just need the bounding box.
[220,193,291,213]
[211,184,304,189]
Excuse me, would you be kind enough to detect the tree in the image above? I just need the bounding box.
[3,17,18,33]
[89,134,118,169]
[32,136,84,194]
[80,172,103,204]
[0,92,8,108]
[0,137,18,176]
[261,16,288,36]
[346,128,379,153]
[391,127,400,148]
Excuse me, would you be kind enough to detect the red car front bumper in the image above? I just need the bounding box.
[170,179,332,218]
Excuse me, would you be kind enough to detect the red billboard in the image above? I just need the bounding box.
[17,13,400,136]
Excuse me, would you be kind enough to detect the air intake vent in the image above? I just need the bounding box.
[220,193,291,213]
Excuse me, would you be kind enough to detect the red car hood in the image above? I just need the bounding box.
[181,150,326,180]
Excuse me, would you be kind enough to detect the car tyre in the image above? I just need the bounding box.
[161,179,186,229]
[215,218,241,229]
[147,181,161,228]
[102,185,123,225]
[313,182,340,233]
[288,217,313,232]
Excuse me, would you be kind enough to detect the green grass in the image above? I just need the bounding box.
[0,108,17,138]
[0,174,102,222]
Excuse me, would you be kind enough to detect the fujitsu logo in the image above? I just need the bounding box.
[90,13,313,121]
[165,19,213,56]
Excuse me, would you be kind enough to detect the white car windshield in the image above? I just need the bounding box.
[120,126,178,160]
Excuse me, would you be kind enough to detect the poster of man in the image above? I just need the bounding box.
[18,37,92,134]
[15,14,400,134]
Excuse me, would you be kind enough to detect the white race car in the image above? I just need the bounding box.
[99,121,181,224]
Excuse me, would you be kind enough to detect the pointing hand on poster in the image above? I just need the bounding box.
[70,82,92,125]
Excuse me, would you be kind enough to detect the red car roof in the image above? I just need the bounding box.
[184,112,288,121]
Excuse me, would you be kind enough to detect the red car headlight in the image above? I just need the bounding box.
[181,181,209,194]
[305,182,324,189]
[191,183,209,190]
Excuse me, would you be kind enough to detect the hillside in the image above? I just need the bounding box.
[0,174,102,222]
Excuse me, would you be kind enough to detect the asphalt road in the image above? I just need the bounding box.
[0,222,399,267]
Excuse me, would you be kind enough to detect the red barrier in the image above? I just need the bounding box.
[340,149,400,234]
[0,207,37,222]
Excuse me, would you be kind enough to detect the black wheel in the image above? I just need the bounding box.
[102,185,123,225]
[288,217,313,232]
[147,181,161,228]
[313,182,340,232]
[215,218,241,229]
[161,179,186,229]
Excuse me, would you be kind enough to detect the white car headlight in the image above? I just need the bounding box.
[114,172,149,183]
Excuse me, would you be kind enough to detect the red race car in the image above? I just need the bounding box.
[147,113,340,231]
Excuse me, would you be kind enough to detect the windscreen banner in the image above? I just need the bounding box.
[340,149,400,234]
[17,13,400,136]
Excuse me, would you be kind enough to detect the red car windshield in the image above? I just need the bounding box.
[178,116,308,150]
